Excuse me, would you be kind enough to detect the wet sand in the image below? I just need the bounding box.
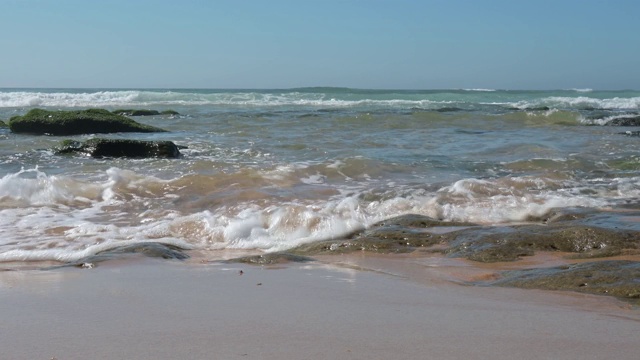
[1,255,639,360]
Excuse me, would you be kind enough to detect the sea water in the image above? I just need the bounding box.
[1,88,639,264]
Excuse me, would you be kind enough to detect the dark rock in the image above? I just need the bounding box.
[112,109,179,116]
[99,242,189,260]
[489,260,640,304]
[525,106,550,111]
[525,207,591,224]
[606,115,640,126]
[9,108,166,135]
[56,138,183,158]
[506,107,551,111]
[0,120,7,128]
[291,237,419,255]
[290,214,475,255]
[43,242,189,269]
[436,107,463,112]
[290,212,640,261]
[445,224,640,263]
[112,109,160,116]
[371,214,476,228]
[160,110,180,115]
[225,253,315,265]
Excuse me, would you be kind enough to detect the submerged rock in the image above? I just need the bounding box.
[112,109,179,116]
[371,214,476,228]
[289,213,640,262]
[490,260,640,304]
[44,242,190,269]
[525,106,551,111]
[56,138,183,158]
[225,253,315,265]
[9,108,167,135]
[290,214,476,255]
[99,242,190,260]
[606,115,640,126]
[435,107,463,112]
[445,224,640,263]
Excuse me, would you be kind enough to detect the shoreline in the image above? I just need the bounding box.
[2,253,638,360]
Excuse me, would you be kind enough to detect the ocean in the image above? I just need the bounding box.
[1,88,640,265]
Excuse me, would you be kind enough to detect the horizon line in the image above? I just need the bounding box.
[0,86,637,92]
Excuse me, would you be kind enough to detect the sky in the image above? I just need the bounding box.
[0,0,638,90]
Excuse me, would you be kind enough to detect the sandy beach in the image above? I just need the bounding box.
[1,254,638,360]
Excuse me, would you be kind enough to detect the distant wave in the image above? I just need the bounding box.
[0,90,466,109]
[510,96,640,110]
[0,90,141,108]
[1,89,639,111]
[461,88,497,92]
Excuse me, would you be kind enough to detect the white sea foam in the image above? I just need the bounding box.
[0,90,415,108]
[3,88,640,266]
[0,167,101,206]
[0,164,634,263]
[462,88,497,92]
[432,178,608,223]
[0,91,141,108]
[2,90,638,112]
[512,96,640,110]
[577,113,639,126]
[0,189,614,262]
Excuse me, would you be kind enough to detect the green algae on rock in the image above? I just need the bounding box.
[225,253,316,265]
[489,260,640,304]
[288,213,640,262]
[56,138,183,158]
[9,108,167,135]
[290,214,476,255]
[0,120,7,128]
[369,214,477,229]
[445,224,640,263]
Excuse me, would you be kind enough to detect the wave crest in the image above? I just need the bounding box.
[2,89,638,111]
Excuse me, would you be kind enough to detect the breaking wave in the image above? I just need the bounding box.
[1,89,638,112]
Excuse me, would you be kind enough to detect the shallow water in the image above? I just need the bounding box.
[1,88,640,264]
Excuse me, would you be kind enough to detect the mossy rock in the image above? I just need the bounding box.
[291,238,415,255]
[290,214,472,255]
[56,138,183,158]
[445,224,640,263]
[288,212,640,261]
[160,110,179,115]
[225,252,315,265]
[369,214,477,228]
[9,108,167,135]
[490,260,640,304]
[0,120,7,128]
[113,109,179,116]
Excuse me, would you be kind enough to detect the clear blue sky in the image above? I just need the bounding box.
[1,0,638,89]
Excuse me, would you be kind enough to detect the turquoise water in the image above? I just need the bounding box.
[1,88,639,263]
